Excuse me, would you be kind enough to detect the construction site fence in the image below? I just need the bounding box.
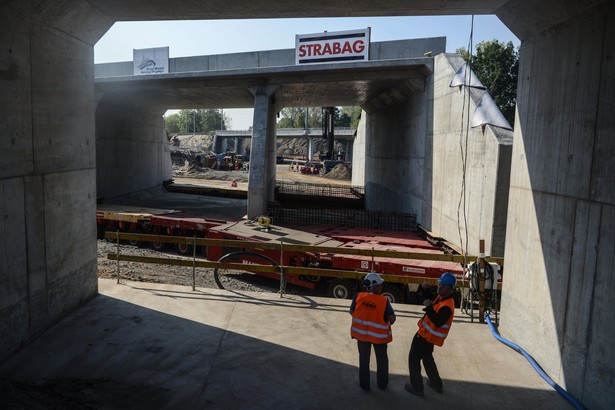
[268,204,417,232]
[103,232,503,266]
[275,181,365,199]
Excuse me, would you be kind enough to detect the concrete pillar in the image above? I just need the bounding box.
[345,140,353,162]
[0,10,99,361]
[498,5,615,408]
[307,137,313,161]
[247,86,278,218]
[96,102,172,198]
[213,134,227,153]
[364,94,427,217]
[351,111,367,187]
[234,137,242,155]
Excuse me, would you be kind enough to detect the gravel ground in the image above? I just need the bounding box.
[97,239,321,297]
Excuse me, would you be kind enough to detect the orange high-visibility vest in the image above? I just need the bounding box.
[351,292,392,344]
[417,295,455,346]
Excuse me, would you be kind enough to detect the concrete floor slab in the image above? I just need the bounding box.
[0,279,568,409]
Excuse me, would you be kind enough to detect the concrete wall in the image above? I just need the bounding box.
[424,54,513,256]
[499,5,615,409]
[96,102,172,199]
[0,10,99,361]
[363,93,427,217]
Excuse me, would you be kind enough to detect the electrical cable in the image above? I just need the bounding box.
[458,15,474,307]
[485,313,585,410]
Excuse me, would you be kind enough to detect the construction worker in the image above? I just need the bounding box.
[350,272,396,391]
[405,272,456,396]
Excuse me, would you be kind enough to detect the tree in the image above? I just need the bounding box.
[277,107,322,129]
[457,40,519,126]
[165,113,181,134]
[338,106,361,128]
[165,109,230,135]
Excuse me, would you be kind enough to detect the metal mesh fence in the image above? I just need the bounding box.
[268,204,417,232]
[275,181,364,199]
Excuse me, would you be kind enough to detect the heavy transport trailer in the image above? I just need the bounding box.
[206,219,346,290]
[97,206,502,305]
[96,204,225,256]
[205,220,498,304]
[266,224,473,303]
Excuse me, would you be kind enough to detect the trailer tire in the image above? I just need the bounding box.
[176,242,193,256]
[151,240,168,251]
[381,284,405,304]
[128,236,142,247]
[214,252,279,290]
[327,279,356,300]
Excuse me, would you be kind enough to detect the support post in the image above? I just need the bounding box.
[478,239,485,323]
[192,236,197,291]
[116,230,121,284]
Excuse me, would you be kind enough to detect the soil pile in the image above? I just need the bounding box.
[323,163,352,180]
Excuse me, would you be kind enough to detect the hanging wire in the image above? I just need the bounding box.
[458,15,474,296]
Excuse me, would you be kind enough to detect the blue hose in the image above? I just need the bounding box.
[484,313,584,410]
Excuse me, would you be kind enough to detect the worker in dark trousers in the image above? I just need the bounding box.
[350,273,396,391]
[405,272,456,396]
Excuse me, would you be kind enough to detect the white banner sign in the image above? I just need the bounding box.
[133,47,169,75]
[295,28,370,65]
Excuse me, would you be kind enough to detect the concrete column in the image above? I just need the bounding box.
[498,5,615,409]
[0,11,98,361]
[307,137,313,161]
[234,137,242,155]
[364,95,426,217]
[96,102,172,198]
[247,86,278,218]
[213,135,227,153]
[351,112,367,186]
[345,140,353,162]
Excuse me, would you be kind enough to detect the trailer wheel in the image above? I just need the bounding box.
[128,236,141,247]
[176,241,193,256]
[214,252,279,290]
[327,279,356,300]
[151,240,168,252]
[381,284,405,304]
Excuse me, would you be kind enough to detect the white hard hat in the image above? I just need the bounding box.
[363,272,384,288]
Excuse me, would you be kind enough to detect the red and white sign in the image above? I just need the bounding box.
[295,28,370,65]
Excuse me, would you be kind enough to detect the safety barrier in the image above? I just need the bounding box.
[104,231,503,297]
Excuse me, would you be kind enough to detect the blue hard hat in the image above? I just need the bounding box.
[439,272,456,287]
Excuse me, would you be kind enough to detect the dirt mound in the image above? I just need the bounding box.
[171,133,214,151]
[322,163,352,180]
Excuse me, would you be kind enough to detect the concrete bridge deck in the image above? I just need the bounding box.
[0,279,568,409]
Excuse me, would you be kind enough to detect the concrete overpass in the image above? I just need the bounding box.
[213,127,357,160]
[94,39,440,217]
[1,2,614,409]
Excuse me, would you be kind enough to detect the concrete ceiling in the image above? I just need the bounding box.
[7,0,611,46]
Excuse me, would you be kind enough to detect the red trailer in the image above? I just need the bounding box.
[206,219,344,289]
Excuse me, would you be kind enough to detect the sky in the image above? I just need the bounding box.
[94,16,519,129]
